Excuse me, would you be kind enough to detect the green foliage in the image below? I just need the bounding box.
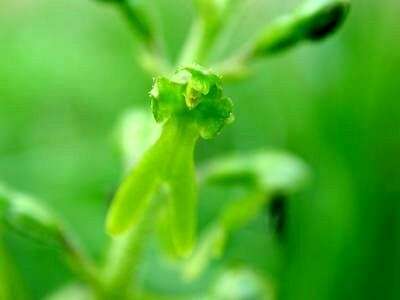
[0,0,361,299]
[0,184,101,296]
[0,184,65,247]
[185,151,309,279]
[0,241,28,300]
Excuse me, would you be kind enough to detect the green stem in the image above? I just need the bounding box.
[116,0,154,49]
[178,17,220,66]
[113,0,170,76]
[102,198,157,299]
[61,235,104,297]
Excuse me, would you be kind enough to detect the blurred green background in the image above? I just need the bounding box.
[0,0,399,299]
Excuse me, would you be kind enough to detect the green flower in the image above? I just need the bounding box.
[106,65,234,256]
[150,65,234,139]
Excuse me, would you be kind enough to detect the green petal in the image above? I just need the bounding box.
[167,157,198,257]
[159,119,199,256]
[106,143,163,235]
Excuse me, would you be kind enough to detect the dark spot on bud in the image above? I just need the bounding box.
[307,2,350,40]
[268,194,287,240]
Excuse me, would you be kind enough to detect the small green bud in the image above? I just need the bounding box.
[300,0,351,41]
[252,0,350,56]
[150,65,234,139]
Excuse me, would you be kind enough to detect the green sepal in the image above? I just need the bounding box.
[0,243,28,300]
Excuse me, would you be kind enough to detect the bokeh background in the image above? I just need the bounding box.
[0,0,399,299]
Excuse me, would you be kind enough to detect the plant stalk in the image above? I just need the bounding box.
[102,200,155,299]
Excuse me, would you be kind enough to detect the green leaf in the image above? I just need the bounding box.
[0,241,28,300]
[251,0,350,57]
[0,185,101,290]
[0,184,65,246]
